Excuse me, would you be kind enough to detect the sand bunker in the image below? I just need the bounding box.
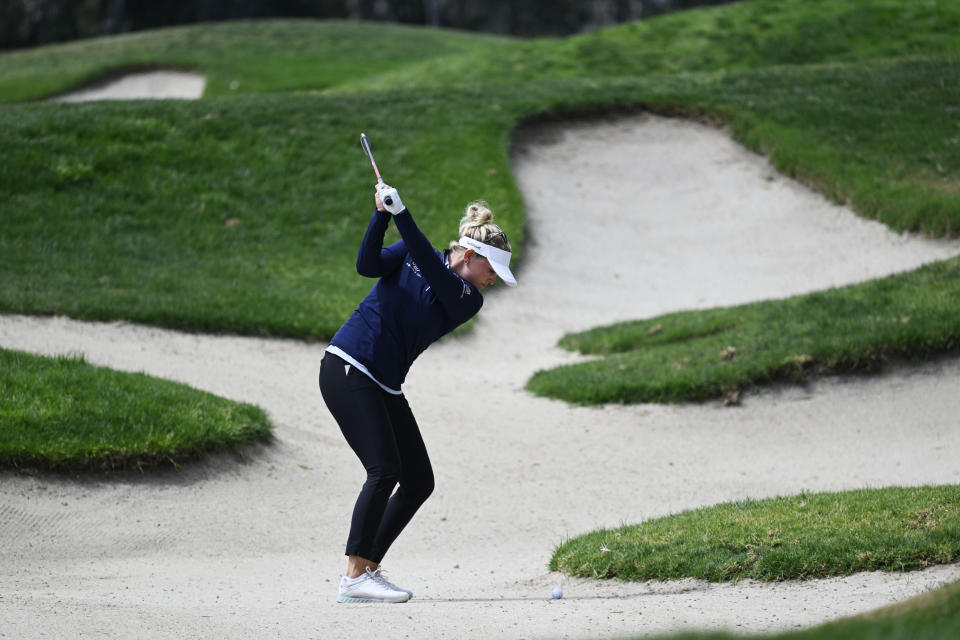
[51,70,206,102]
[1,114,959,639]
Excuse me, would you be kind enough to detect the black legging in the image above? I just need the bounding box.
[319,352,435,563]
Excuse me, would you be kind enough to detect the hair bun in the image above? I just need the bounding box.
[453,201,511,253]
[460,202,493,237]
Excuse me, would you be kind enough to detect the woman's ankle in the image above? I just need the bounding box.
[346,555,379,579]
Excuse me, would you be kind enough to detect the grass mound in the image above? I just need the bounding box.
[0,19,507,102]
[0,348,272,471]
[347,0,960,90]
[527,255,960,405]
[0,86,526,337]
[633,578,960,639]
[551,486,960,582]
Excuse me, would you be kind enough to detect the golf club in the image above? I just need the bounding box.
[360,132,393,206]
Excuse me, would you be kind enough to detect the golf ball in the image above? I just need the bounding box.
[552,587,563,599]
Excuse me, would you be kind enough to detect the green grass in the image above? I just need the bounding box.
[1,1,957,342]
[2,52,958,338]
[0,19,507,102]
[629,578,960,640]
[553,489,960,639]
[0,348,272,471]
[551,486,960,582]
[0,86,527,337]
[9,1,960,104]
[353,0,960,92]
[527,254,960,405]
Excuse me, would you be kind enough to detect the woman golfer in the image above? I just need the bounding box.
[320,183,516,603]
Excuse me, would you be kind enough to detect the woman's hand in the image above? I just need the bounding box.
[375,183,405,215]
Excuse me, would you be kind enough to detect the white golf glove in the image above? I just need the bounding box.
[376,185,405,215]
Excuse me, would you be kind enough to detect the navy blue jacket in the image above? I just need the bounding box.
[329,208,483,391]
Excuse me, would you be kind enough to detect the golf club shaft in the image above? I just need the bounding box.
[360,133,392,205]
[361,133,383,182]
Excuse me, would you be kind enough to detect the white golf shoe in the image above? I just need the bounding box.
[337,567,411,603]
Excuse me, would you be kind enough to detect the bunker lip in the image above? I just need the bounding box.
[1,113,960,639]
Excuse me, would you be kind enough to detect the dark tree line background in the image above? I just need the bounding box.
[1,0,739,50]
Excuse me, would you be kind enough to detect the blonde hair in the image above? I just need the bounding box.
[450,201,512,254]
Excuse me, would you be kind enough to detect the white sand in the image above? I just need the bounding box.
[2,112,960,639]
[50,70,206,102]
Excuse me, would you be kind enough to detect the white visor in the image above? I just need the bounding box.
[459,236,517,287]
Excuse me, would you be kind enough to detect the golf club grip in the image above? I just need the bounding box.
[383,194,393,206]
